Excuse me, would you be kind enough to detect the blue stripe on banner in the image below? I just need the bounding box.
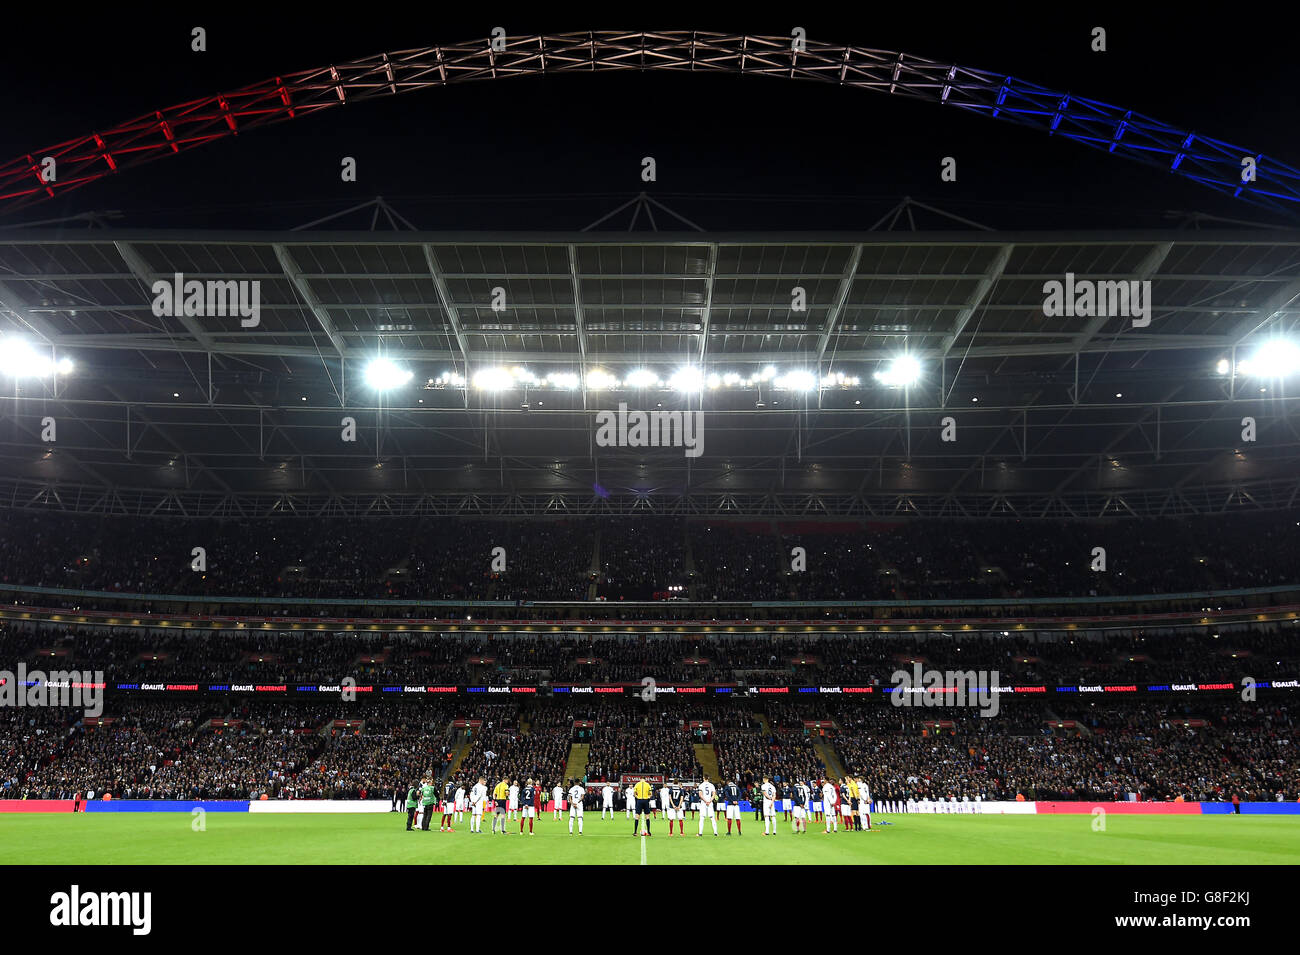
[85,800,250,813]
[1199,801,1300,815]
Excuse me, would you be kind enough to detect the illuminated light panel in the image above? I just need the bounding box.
[472,367,514,391]
[0,339,75,379]
[625,368,660,388]
[586,369,617,390]
[774,369,817,391]
[668,366,704,392]
[873,355,922,387]
[362,357,414,390]
[545,371,579,390]
[1239,339,1300,379]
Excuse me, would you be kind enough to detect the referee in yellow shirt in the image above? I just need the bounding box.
[633,777,655,837]
[492,778,510,834]
[847,777,861,831]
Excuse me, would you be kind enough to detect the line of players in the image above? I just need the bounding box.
[626,775,873,837]
[405,773,874,836]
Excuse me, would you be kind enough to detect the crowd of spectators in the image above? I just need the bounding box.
[2,511,1296,610]
[585,727,702,780]
[0,512,592,603]
[5,623,1294,691]
[457,721,569,791]
[714,727,825,786]
[4,691,1296,802]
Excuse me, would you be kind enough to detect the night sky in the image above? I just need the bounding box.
[2,7,1297,231]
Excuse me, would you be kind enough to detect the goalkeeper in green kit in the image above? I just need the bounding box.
[420,778,437,831]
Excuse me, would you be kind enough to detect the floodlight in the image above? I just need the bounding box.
[1240,339,1300,379]
[668,366,704,392]
[873,355,922,387]
[363,358,413,390]
[0,339,74,379]
[546,372,579,390]
[775,370,817,391]
[472,367,514,391]
[586,369,617,390]
[626,369,659,388]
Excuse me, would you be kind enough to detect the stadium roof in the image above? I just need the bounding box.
[0,227,1298,518]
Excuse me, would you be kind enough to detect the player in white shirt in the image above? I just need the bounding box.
[821,780,839,832]
[508,781,520,821]
[601,783,615,819]
[567,779,586,834]
[696,777,718,836]
[856,776,873,831]
[625,783,635,818]
[455,783,467,823]
[552,784,565,820]
[659,784,671,820]
[468,777,488,833]
[761,777,778,835]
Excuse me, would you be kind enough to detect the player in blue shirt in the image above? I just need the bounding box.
[520,780,538,835]
[721,780,743,835]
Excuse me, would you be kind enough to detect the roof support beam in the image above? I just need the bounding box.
[0,336,1239,365]
[566,245,588,410]
[815,244,864,369]
[940,244,1014,356]
[272,244,349,406]
[1069,241,1173,352]
[272,244,350,359]
[104,385,233,493]
[1049,384,1182,494]
[114,241,215,351]
[423,244,472,366]
[698,243,718,364]
[0,280,61,344]
[1229,273,1300,345]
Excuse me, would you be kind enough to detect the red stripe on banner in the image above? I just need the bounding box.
[1035,801,1204,815]
[0,800,75,812]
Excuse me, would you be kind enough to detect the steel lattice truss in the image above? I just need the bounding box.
[5,474,1299,520]
[2,228,1300,518]
[3,31,1300,217]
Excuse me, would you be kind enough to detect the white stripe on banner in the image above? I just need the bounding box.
[248,800,392,813]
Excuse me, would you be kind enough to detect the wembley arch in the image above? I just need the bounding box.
[3,31,1298,217]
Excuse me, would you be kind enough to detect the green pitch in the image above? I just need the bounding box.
[2,812,1298,865]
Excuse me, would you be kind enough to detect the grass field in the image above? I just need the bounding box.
[2,811,1299,864]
